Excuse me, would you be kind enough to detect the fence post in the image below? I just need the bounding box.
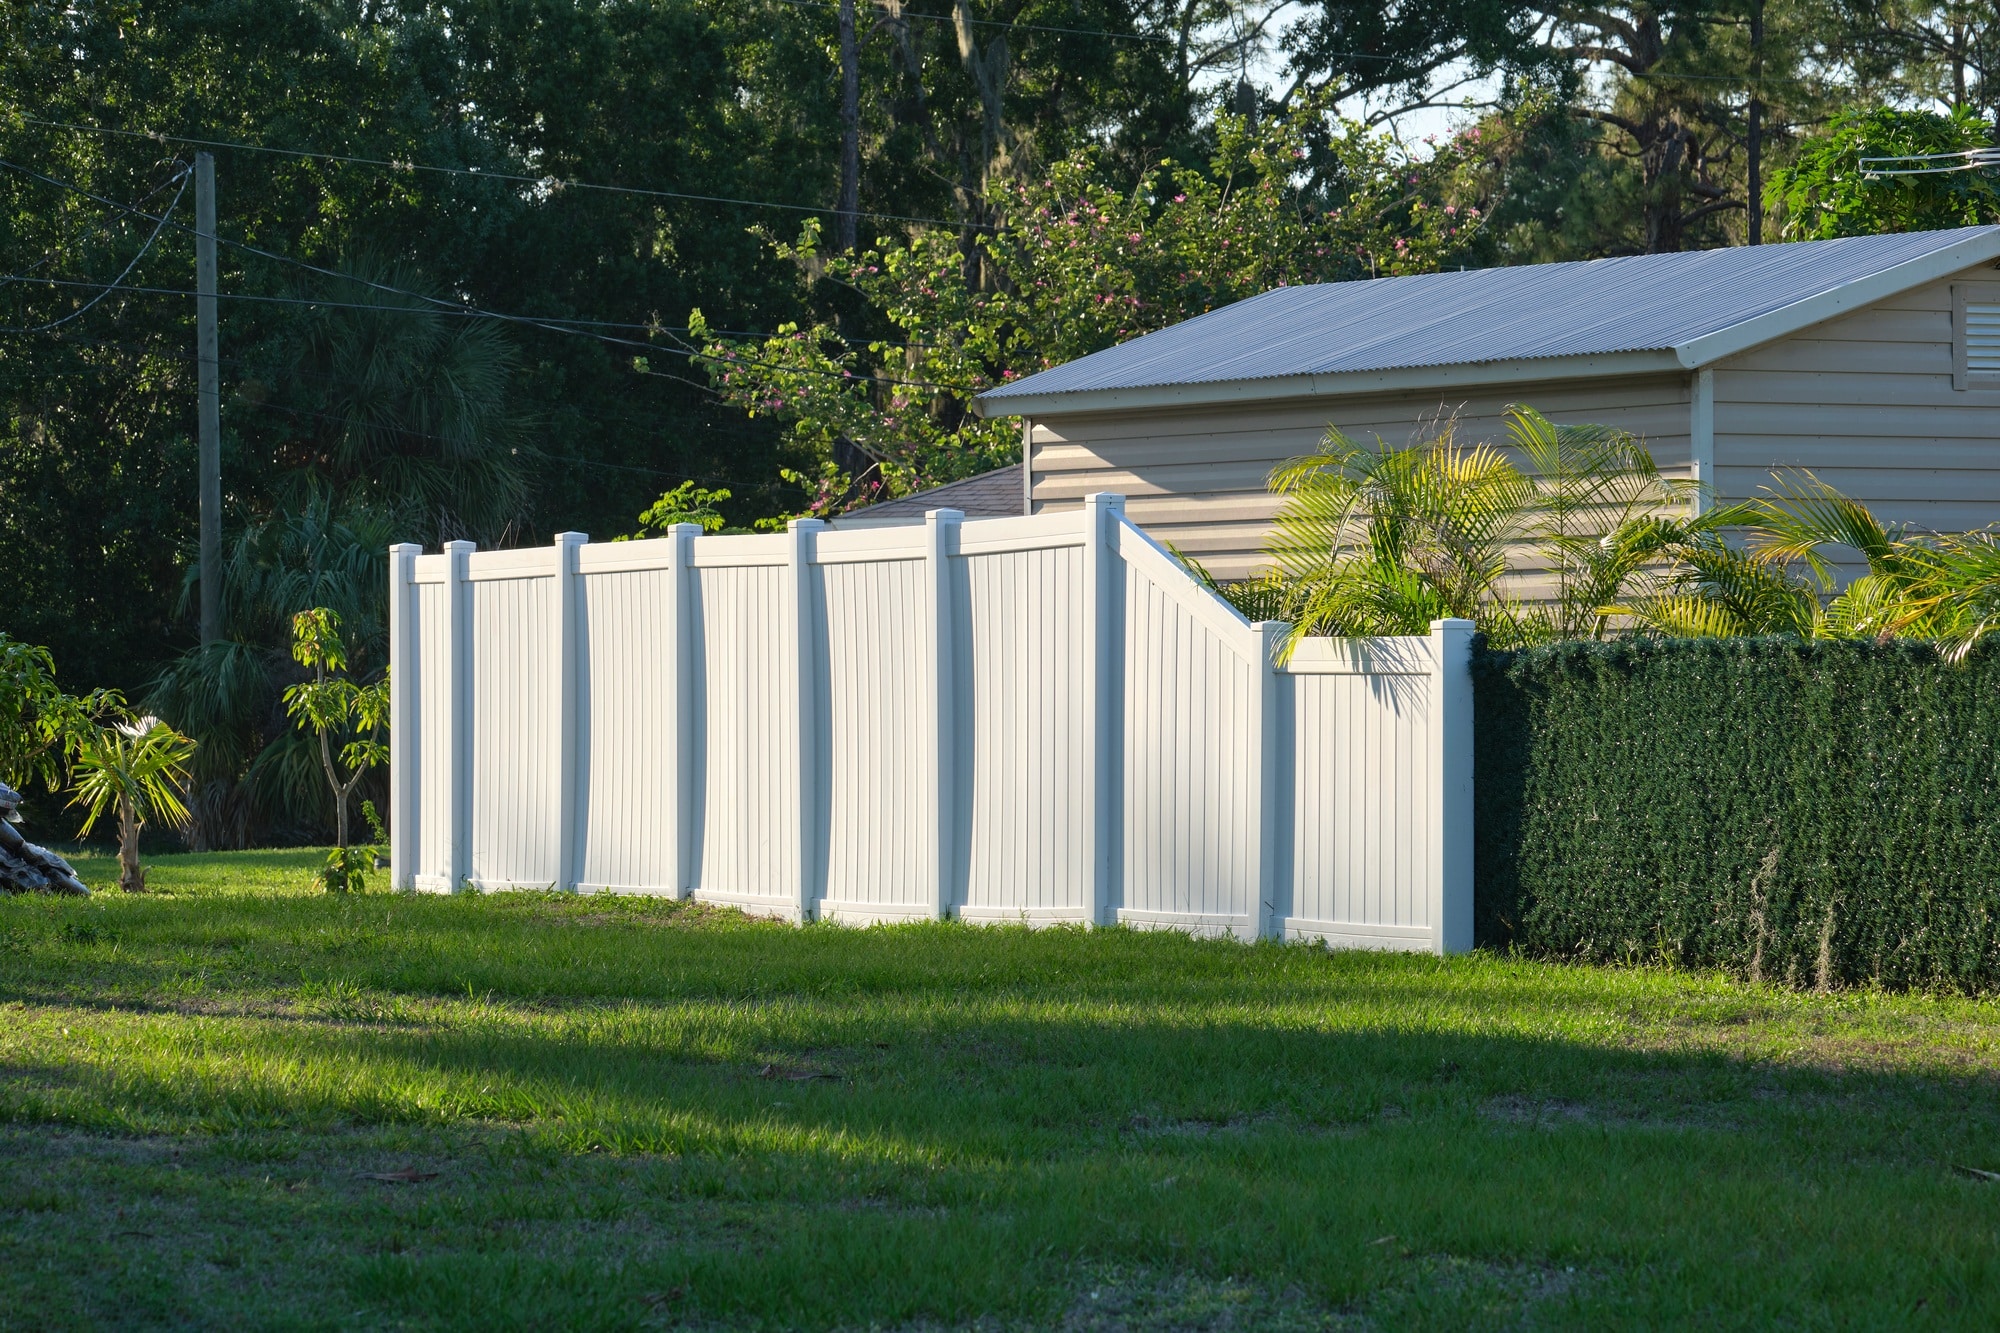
[551,532,587,891]
[925,507,962,921]
[666,522,701,900]
[1428,618,1475,954]
[444,539,476,893]
[1250,620,1289,941]
[789,518,826,923]
[387,542,421,891]
[1081,492,1124,927]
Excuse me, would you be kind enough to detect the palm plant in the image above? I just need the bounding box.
[1267,416,1539,649]
[1614,472,2000,653]
[1263,408,1715,650]
[67,711,196,893]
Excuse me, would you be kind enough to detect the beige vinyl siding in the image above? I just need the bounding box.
[1711,265,2000,532]
[1030,374,1691,579]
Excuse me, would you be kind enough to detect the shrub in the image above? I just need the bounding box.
[1474,636,2000,991]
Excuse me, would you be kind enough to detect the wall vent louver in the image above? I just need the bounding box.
[1968,301,2000,376]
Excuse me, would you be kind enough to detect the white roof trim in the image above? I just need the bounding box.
[974,350,1683,419]
[1678,228,2000,367]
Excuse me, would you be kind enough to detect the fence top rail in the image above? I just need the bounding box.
[814,524,927,563]
[951,510,1087,555]
[465,546,556,581]
[1108,514,1273,666]
[577,536,671,572]
[1283,635,1434,676]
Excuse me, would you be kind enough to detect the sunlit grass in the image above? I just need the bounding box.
[3,853,1999,1328]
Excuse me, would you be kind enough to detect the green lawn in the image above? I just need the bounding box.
[2,852,1998,1329]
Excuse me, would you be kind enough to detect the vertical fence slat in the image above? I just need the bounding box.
[1083,493,1122,926]
[926,508,962,920]
[1429,618,1475,954]
[443,539,475,893]
[388,543,421,890]
[552,532,586,891]
[666,523,698,900]
[790,518,826,922]
[1251,620,1287,941]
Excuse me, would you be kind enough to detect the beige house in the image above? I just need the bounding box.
[970,225,2000,579]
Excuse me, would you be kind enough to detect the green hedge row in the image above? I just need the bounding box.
[1472,637,2000,991]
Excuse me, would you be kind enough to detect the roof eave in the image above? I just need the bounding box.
[973,349,1686,419]
[1673,227,2000,368]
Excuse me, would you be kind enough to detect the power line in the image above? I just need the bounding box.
[0,156,959,393]
[44,329,791,453]
[6,274,934,348]
[3,164,190,286]
[0,164,191,333]
[21,116,967,229]
[99,370,755,489]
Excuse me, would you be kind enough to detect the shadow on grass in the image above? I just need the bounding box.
[4,898,2000,1327]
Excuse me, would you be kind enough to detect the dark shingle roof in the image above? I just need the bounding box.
[830,466,1022,527]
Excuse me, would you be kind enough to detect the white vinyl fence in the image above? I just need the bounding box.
[388,497,1472,952]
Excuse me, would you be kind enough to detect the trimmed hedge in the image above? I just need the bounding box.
[1473,637,2000,991]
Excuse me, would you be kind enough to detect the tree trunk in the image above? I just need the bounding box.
[118,795,145,894]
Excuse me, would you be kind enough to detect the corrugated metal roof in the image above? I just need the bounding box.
[979,227,2000,405]
[828,465,1022,527]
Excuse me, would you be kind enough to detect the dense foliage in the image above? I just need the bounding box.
[695,98,1496,502]
[1767,105,2000,238]
[1474,636,2000,992]
[3,0,1996,844]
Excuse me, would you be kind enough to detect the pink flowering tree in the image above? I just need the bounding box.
[694,96,1494,512]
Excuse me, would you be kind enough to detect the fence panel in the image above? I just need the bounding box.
[410,561,451,890]
[1112,522,1271,937]
[954,520,1094,923]
[466,555,558,889]
[687,540,800,917]
[576,542,682,894]
[815,527,936,922]
[393,497,1474,953]
[1282,640,1436,949]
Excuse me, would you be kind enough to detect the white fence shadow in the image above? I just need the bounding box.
[389,496,1472,953]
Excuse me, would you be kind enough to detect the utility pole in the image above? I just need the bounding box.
[836,0,860,252]
[195,152,221,645]
[1747,0,1764,245]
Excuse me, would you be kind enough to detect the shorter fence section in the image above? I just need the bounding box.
[389,498,1472,952]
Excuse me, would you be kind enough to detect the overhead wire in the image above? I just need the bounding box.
[44,328,793,466]
[20,116,967,229]
[0,155,959,393]
[0,162,192,333]
[6,275,936,348]
[76,357,756,490]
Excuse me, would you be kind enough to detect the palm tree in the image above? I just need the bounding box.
[67,712,196,893]
[149,497,395,847]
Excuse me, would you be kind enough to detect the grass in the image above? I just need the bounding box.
[2,851,1999,1329]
